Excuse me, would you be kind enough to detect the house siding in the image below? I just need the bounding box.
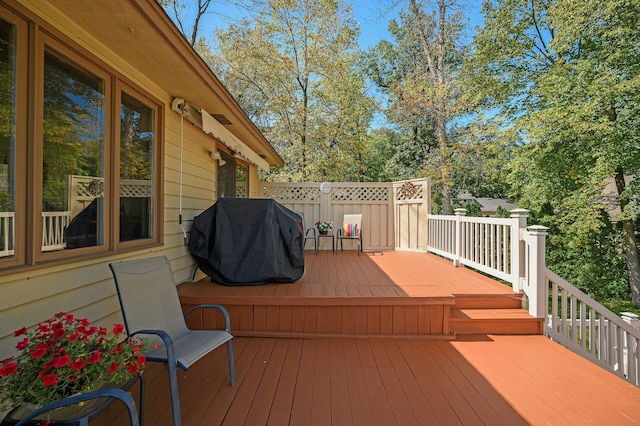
[0,0,267,359]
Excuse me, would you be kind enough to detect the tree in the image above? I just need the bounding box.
[364,0,469,213]
[470,0,640,304]
[210,0,376,182]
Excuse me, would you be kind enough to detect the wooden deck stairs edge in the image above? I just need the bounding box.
[181,289,543,339]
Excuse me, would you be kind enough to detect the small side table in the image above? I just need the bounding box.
[316,233,334,252]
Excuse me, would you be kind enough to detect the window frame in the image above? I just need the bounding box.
[0,6,164,274]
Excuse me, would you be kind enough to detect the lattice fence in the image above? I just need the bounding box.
[260,179,429,251]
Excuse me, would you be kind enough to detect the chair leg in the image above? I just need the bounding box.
[167,362,182,426]
[227,340,236,386]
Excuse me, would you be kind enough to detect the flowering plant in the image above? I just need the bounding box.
[315,220,333,233]
[0,312,147,411]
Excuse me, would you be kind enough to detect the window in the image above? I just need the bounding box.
[0,6,162,272]
[216,151,248,199]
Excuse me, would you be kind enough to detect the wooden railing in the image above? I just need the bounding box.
[428,208,640,386]
[0,211,14,257]
[545,269,640,386]
[42,211,71,251]
[427,208,529,289]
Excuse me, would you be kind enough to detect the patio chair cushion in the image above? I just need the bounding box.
[343,223,358,237]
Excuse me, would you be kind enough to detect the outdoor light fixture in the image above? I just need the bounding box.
[209,150,226,166]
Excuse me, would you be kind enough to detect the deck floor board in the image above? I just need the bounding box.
[93,251,640,425]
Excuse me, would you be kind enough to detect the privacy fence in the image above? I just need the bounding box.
[259,179,430,252]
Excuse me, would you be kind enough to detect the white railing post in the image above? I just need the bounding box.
[453,208,466,267]
[509,208,529,292]
[524,224,549,318]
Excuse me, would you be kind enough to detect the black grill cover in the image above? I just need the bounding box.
[188,198,304,285]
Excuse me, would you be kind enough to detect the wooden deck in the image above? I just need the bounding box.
[98,335,640,425]
[94,251,640,424]
[179,251,541,337]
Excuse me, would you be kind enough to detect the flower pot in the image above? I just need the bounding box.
[319,231,328,235]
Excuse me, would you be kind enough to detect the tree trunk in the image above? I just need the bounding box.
[614,168,640,306]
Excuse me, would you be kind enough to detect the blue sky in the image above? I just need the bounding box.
[197,0,484,51]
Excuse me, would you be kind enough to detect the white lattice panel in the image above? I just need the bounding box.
[120,181,152,197]
[331,186,388,201]
[262,185,320,201]
[396,182,423,201]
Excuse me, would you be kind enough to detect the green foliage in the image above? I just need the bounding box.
[469,0,640,304]
[495,205,510,218]
[465,201,482,217]
[211,0,376,182]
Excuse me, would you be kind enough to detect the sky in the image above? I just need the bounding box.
[195,0,485,52]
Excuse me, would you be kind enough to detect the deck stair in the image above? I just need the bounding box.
[450,294,543,335]
[178,252,544,340]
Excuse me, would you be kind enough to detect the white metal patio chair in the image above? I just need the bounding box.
[335,213,362,256]
[109,256,235,426]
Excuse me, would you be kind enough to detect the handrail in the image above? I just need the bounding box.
[428,209,640,386]
[427,209,529,290]
[545,268,640,386]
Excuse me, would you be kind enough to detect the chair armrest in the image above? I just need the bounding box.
[130,329,178,366]
[336,228,343,237]
[305,227,316,237]
[15,387,139,426]
[184,304,232,333]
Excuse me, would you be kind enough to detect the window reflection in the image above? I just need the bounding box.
[0,17,15,258]
[120,92,154,242]
[42,50,105,251]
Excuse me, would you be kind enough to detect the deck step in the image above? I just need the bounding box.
[450,308,543,335]
[453,294,524,309]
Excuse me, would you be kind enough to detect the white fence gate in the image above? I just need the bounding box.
[259,179,429,252]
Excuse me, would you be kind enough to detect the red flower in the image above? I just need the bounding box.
[14,327,28,337]
[37,324,50,333]
[110,347,123,355]
[16,338,29,351]
[66,332,80,341]
[0,363,18,377]
[64,313,75,323]
[127,364,139,374]
[70,358,85,371]
[87,350,103,364]
[30,344,48,359]
[41,373,57,387]
[136,355,146,365]
[53,354,71,368]
[154,343,161,350]
[113,324,125,335]
[108,362,119,374]
[42,420,54,426]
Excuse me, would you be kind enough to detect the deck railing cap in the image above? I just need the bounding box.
[509,208,530,217]
[526,224,549,234]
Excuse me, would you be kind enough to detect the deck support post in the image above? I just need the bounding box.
[453,208,467,267]
[523,225,549,318]
[509,209,530,293]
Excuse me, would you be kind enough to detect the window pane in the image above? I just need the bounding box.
[236,164,247,198]
[0,18,15,258]
[119,92,154,242]
[217,152,235,198]
[42,51,105,251]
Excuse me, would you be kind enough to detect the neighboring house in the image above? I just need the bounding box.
[0,0,283,358]
[456,191,516,216]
